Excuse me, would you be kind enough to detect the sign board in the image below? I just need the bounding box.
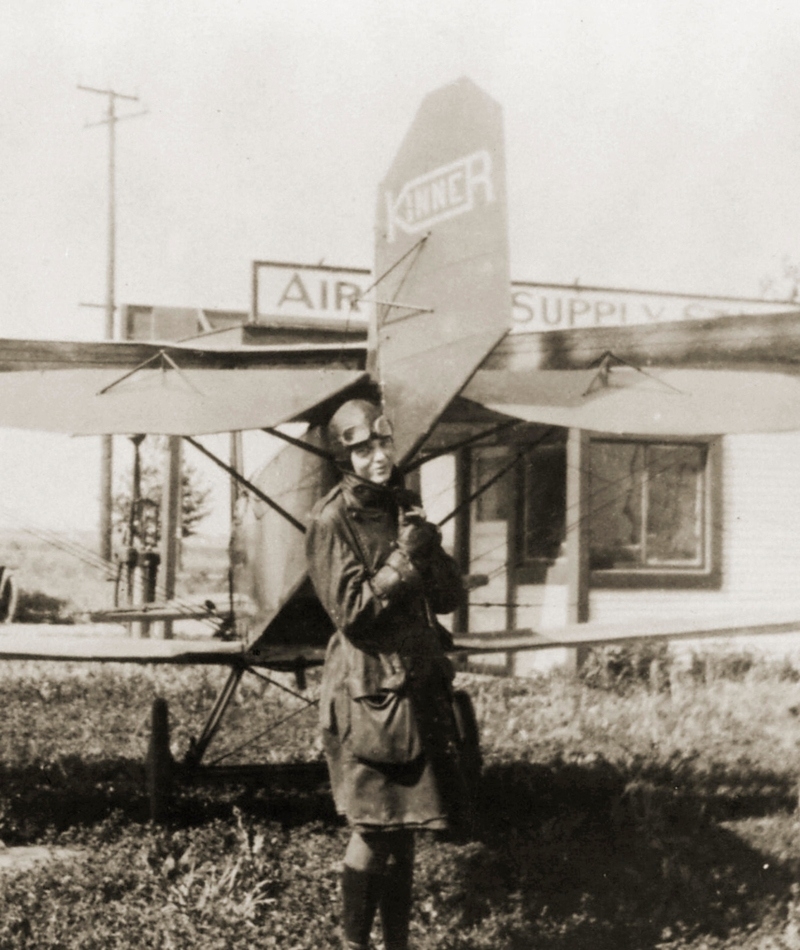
[253,262,795,332]
[509,284,796,332]
[253,261,370,326]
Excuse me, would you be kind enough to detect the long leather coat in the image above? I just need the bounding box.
[306,470,465,831]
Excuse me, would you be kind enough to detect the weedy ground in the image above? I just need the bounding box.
[1,649,800,949]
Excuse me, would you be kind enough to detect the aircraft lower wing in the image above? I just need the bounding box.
[0,629,244,664]
[452,610,800,653]
[0,338,367,435]
[0,627,328,667]
[2,609,798,668]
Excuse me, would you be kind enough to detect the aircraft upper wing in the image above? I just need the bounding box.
[0,338,367,435]
[463,310,800,435]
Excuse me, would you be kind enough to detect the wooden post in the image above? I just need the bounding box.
[566,428,590,669]
[229,432,243,522]
[159,437,182,639]
[453,448,471,634]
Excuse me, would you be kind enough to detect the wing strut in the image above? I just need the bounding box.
[582,351,685,397]
[261,426,333,461]
[405,418,521,472]
[98,349,203,396]
[183,436,307,534]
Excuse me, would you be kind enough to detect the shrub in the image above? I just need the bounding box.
[14,589,74,624]
[578,641,671,694]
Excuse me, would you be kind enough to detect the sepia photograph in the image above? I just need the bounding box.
[2,2,800,947]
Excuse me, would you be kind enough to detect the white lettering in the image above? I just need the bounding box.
[385,149,495,242]
[447,170,465,205]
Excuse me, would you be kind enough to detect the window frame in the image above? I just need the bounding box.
[587,433,722,589]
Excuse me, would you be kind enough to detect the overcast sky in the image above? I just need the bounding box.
[1,0,799,542]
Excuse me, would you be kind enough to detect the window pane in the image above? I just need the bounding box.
[646,444,704,565]
[523,443,566,561]
[589,441,644,568]
[473,450,510,522]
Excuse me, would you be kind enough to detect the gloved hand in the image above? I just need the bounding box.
[397,509,441,563]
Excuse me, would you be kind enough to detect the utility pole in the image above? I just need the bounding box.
[78,85,146,562]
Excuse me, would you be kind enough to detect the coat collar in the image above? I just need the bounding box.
[340,469,413,512]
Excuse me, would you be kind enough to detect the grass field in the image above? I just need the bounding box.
[1,652,800,949]
[2,535,800,947]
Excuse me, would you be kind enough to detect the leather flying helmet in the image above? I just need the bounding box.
[326,399,393,461]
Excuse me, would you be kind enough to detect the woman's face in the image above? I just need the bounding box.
[350,435,396,485]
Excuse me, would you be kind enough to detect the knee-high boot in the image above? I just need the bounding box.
[379,854,414,950]
[341,864,382,950]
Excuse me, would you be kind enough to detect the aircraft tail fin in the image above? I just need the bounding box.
[373,77,512,464]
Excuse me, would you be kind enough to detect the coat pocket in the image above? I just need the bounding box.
[346,688,422,765]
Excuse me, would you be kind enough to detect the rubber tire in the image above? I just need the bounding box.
[452,689,482,795]
[145,697,173,822]
[0,568,18,624]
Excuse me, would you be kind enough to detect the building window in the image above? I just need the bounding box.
[520,440,566,562]
[513,434,568,585]
[472,447,511,522]
[589,437,720,587]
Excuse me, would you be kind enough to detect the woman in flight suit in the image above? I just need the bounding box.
[305,398,470,950]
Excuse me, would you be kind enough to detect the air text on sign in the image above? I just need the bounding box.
[255,264,371,324]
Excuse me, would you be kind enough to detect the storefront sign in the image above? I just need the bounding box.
[253,261,793,330]
[254,262,371,324]
[510,285,794,332]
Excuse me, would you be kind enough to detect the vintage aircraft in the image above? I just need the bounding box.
[2,77,800,818]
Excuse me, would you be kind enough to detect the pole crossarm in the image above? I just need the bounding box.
[183,436,307,534]
[77,84,139,101]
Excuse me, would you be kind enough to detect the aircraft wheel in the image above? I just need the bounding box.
[0,568,18,624]
[146,697,173,822]
[452,689,482,794]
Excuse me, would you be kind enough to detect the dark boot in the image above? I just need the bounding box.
[379,854,414,950]
[341,864,382,950]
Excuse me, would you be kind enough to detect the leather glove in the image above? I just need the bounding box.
[397,510,441,563]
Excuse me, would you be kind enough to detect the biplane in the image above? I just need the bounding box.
[2,76,800,819]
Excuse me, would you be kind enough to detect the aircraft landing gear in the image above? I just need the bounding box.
[145,697,173,822]
[0,567,18,624]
